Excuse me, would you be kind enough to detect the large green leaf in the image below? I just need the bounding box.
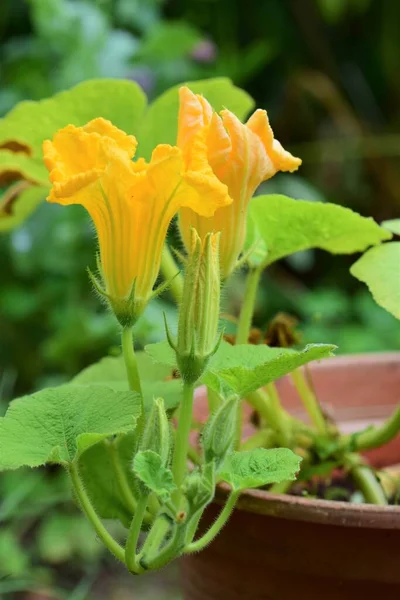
[0,385,141,469]
[137,77,254,160]
[79,434,137,527]
[202,341,336,398]
[220,448,301,491]
[246,195,392,266]
[0,184,48,231]
[350,242,400,319]
[0,79,147,161]
[73,351,182,412]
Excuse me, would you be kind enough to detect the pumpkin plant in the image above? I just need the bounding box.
[0,78,398,575]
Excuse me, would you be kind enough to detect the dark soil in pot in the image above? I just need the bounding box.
[181,353,400,600]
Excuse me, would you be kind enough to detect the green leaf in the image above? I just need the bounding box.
[0,150,49,185]
[79,434,137,527]
[350,242,400,319]
[244,209,268,267]
[0,184,48,232]
[144,340,177,368]
[0,79,147,162]
[381,219,400,236]
[202,341,336,398]
[137,77,254,160]
[73,351,182,412]
[219,448,301,491]
[133,450,176,501]
[0,385,141,469]
[246,195,392,266]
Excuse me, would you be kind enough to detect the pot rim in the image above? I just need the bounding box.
[225,352,400,530]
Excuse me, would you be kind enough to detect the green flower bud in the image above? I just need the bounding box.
[201,396,239,469]
[139,397,171,467]
[171,229,222,384]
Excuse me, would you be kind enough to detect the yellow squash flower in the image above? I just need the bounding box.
[178,87,302,278]
[43,117,231,325]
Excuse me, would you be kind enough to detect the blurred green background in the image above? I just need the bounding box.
[0,0,399,598]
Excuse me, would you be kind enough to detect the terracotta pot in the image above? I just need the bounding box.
[181,353,400,600]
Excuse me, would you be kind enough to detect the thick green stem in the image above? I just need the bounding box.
[350,462,388,505]
[269,479,293,494]
[348,407,400,452]
[247,386,291,447]
[138,513,170,564]
[185,491,239,553]
[121,327,143,397]
[172,381,195,504]
[125,496,148,573]
[240,428,276,451]
[290,368,327,435]
[161,244,184,304]
[69,462,125,564]
[236,266,262,344]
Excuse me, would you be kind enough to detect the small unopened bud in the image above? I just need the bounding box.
[201,396,239,468]
[170,229,221,384]
[139,397,171,467]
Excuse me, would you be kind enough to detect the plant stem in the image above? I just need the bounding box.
[269,479,293,494]
[107,440,152,525]
[172,381,195,504]
[290,368,327,435]
[138,513,170,563]
[351,464,388,506]
[350,407,400,451]
[247,386,291,447]
[161,244,184,304]
[125,496,148,573]
[107,441,137,514]
[121,327,143,397]
[185,491,239,553]
[236,266,262,344]
[240,428,276,451]
[68,462,125,564]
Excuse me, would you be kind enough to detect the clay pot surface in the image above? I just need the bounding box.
[182,353,400,600]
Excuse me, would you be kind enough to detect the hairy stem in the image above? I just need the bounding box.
[236,266,262,344]
[69,462,125,563]
[125,496,148,573]
[172,381,195,504]
[121,327,143,397]
[185,491,239,553]
[290,368,327,435]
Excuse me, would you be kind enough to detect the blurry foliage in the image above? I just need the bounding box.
[0,1,399,595]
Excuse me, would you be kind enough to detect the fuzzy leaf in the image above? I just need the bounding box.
[144,341,177,368]
[0,385,141,469]
[246,195,392,266]
[202,341,336,398]
[350,242,400,319]
[79,434,137,527]
[73,351,182,412]
[220,448,301,491]
[133,450,176,500]
[137,77,254,160]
